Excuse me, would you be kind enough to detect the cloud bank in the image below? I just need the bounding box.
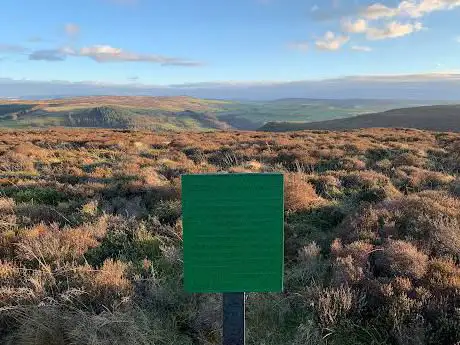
[362,0,460,20]
[301,0,460,52]
[2,73,460,100]
[365,21,423,40]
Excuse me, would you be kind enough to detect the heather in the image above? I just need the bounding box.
[0,127,459,345]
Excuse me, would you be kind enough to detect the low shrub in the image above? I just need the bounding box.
[337,204,393,244]
[152,200,182,225]
[315,285,355,328]
[425,258,460,292]
[16,222,102,267]
[6,187,68,206]
[393,152,426,168]
[450,179,460,197]
[286,242,328,289]
[394,192,460,257]
[284,173,322,212]
[85,216,162,267]
[207,147,242,168]
[373,240,428,280]
[274,150,316,172]
[394,167,455,191]
[0,198,16,233]
[308,175,342,199]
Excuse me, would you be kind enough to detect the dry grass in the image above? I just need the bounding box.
[0,127,459,345]
[284,173,322,212]
[316,285,354,328]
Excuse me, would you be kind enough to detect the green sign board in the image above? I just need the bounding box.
[182,173,284,293]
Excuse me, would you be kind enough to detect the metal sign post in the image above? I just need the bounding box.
[181,173,284,345]
[223,292,245,345]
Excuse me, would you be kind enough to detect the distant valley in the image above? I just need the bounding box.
[0,96,456,131]
[260,105,460,132]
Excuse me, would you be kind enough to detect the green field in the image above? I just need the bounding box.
[215,99,450,129]
[0,96,450,131]
[260,104,460,132]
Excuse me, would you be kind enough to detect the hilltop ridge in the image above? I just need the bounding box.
[260,104,460,132]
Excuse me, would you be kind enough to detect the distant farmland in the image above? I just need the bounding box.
[261,104,460,132]
[0,96,448,131]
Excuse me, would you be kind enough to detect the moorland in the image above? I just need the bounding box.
[0,127,459,345]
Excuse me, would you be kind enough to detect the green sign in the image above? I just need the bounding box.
[182,173,284,293]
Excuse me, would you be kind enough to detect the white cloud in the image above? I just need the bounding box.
[77,45,202,65]
[341,18,368,33]
[351,45,373,52]
[362,0,460,20]
[78,45,128,61]
[456,36,460,43]
[307,1,442,46]
[65,23,80,37]
[315,31,350,51]
[28,44,203,66]
[287,41,309,51]
[301,1,434,52]
[363,3,398,19]
[365,21,423,40]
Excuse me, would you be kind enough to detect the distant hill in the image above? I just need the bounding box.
[0,96,231,131]
[260,105,460,132]
[0,96,454,131]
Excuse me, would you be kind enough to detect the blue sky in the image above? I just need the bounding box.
[1,0,460,98]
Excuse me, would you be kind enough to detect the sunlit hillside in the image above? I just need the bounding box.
[0,96,445,131]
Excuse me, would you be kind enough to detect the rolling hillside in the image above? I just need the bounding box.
[0,96,454,131]
[0,96,231,131]
[218,98,445,129]
[260,104,460,132]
